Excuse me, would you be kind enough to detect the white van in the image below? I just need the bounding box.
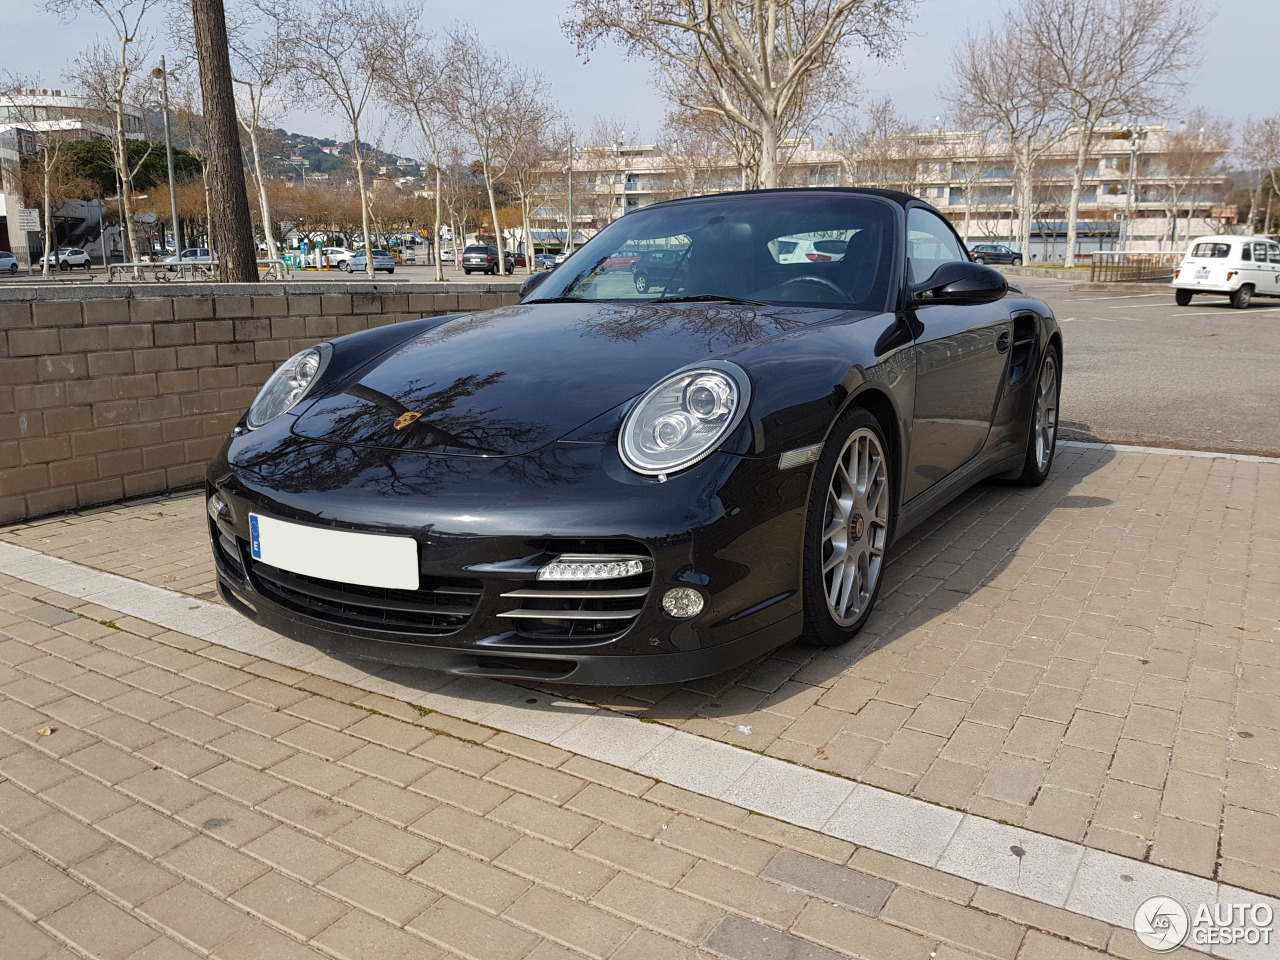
[1172,235,1280,308]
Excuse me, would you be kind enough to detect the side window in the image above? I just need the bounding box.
[1242,245,1252,262]
[906,207,966,283]
[1253,242,1269,263]
[1269,244,1280,264]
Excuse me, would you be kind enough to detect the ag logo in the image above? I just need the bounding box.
[393,412,421,431]
[1134,896,1190,951]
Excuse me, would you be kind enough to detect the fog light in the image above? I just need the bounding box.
[662,587,704,619]
[207,492,229,522]
[537,555,649,581]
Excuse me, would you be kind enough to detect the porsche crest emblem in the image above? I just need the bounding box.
[393,412,422,431]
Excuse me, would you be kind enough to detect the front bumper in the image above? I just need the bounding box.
[207,430,812,685]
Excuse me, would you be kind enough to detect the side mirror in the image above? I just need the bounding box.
[519,270,551,299]
[913,260,1008,306]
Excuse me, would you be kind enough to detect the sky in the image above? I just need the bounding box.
[5,0,1274,155]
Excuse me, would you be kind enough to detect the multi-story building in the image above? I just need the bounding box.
[532,124,1231,258]
[0,89,143,264]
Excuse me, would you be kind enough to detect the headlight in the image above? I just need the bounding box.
[619,362,751,475]
[246,344,331,429]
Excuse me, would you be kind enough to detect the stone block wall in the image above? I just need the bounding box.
[0,283,520,522]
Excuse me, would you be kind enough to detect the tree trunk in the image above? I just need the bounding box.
[434,166,444,282]
[246,110,278,261]
[759,120,779,190]
[202,164,215,252]
[352,138,374,279]
[1065,134,1090,266]
[192,0,259,283]
[1015,143,1033,259]
[42,162,53,279]
[484,164,505,273]
[1246,172,1263,232]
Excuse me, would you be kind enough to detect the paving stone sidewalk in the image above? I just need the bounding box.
[0,578,1182,960]
[4,445,1277,898]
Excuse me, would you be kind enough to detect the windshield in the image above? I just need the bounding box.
[530,194,898,311]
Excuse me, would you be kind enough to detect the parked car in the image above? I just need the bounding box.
[513,253,527,268]
[165,248,216,271]
[439,247,455,262]
[632,248,690,293]
[1172,235,1280,308]
[0,250,19,274]
[772,236,848,264]
[43,247,93,271]
[207,188,1060,685]
[533,254,557,270]
[969,243,1023,266]
[323,246,355,268]
[346,249,395,274]
[461,244,514,275]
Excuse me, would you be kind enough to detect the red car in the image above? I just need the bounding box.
[603,254,641,272]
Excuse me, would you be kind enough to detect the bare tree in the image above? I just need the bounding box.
[660,112,733,198]
[47,0,161,264]
[1240,116,1280,233]
[832,97,923,192]
[1159,113,1231,246]
[289,0,392,277]
[947,26,1067,258]
[444,26,538,273]
[506,114,559,275]
[564,0,914,189]
[224,1,294,262]
[932,126,997,245]
[376,17,453,281]
[1021,0,1202,262]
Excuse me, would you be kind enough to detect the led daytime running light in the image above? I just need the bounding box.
[537,556,649,581]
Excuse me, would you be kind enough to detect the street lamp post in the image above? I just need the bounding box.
[1121,127,1144,251]
[152,57,182,253]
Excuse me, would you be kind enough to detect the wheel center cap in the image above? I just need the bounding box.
[851,513,865,541]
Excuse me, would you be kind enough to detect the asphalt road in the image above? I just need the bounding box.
[1015,276,1280,456]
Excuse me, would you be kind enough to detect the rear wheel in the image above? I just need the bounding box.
[1231,284,1253,309]
[635,274,649,293]
[1014,349,1060,486]
[464,269,472,275]
[973,256,985,265]
[801,408,893,647]
[1175,289,1193,306]
[59,260,69,272]
[1011,257,1023,267]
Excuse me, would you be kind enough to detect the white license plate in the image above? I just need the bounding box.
[1195,268,1210,280]
[249,514,419,590]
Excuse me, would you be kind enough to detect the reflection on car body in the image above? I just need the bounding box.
[208,188,1061,686]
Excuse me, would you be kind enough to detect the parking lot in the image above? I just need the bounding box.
[0,261,527,286]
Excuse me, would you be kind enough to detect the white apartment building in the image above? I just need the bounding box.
[0,89,143,265]
[533,124,1231,258]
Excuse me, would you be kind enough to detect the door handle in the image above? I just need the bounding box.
[996,331,1011,353]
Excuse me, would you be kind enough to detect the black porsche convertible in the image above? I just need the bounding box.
[206,189,1060,685]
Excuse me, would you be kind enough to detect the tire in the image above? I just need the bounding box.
[340,261,350,272]
[464,270,472,275]
[387,269,394,274]
[800,407,894,647]
[7,264,16,274]
[1230,284,1253,309]
[635,274,649,293]
[1175,289,1193,306]
[1011,257,1023,267]
[59,261,69,272]
[1014,348,1060,486]
[973,257,985,265]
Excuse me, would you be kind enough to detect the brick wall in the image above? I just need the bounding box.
[0,284,520,522]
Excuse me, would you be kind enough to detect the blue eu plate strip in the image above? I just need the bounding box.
[249,515,262,559]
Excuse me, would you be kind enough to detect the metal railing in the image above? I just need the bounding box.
[1089,251,1182,283]
[105,258,291,282]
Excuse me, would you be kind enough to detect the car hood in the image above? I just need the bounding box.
[292,301,836,457]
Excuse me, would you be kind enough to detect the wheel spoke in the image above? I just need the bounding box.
[818,424,890,628]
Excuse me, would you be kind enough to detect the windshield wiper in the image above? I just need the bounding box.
[650,293,769,306]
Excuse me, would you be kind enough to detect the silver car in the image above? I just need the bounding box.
[0,250,18,275]
[44,247,92,271]
[164,247,216,271]
[346,249,395,274]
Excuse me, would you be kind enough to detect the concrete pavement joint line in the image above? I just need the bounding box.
[0,541,1269,957]
[1059,440,1280,465]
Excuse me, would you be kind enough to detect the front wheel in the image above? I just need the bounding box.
[801,408,894,647]
[1011,257,1023,267]
[59,261,69,272]
[635,274,649,293]
[1014,349,1060,486]
[1231,284,1253,309]
[1175,289,1193,306]
[340,261,350,272]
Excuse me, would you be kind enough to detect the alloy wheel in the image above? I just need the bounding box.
[821,426,890,626]
[1034,354,1058,473]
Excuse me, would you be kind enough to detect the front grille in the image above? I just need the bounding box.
[247,555,481,635]
[497,570,651,644]
[211,521,245,577]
